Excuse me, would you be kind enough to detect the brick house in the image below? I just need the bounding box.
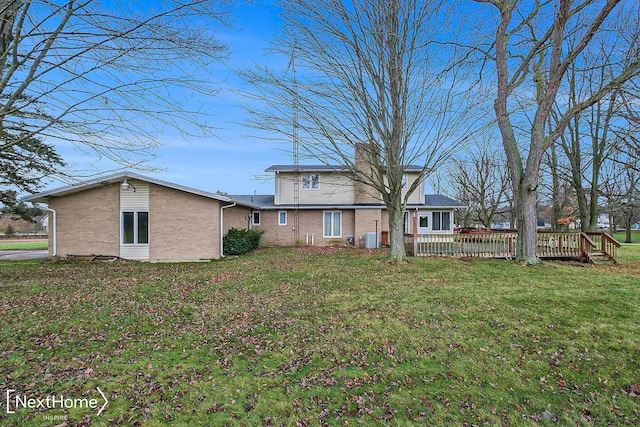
[24,173,253,261]
[232,165,465,248]
[25,151,464,261]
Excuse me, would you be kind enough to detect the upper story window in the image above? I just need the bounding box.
[401,174,408,189]
[301,174,320,190]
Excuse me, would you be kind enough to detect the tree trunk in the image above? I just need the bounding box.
[522,188,540,263]
[549,144,563,231]
[624,213,632,243]
[513,177,540,264]
[387,199,407,261]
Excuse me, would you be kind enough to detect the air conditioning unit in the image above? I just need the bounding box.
[365,232,378,249]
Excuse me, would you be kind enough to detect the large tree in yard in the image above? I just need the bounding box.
[242,0,479,261]
[0,0,230,210]
[475,0,640,263]
[0,131,64,219]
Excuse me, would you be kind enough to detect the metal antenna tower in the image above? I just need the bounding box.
[289,51,300,245]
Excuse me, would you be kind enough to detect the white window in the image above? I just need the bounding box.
[252,211,261,226]
[323,211,342,238]
[278,211,287,226]
[404,211,411,234]
[302,174,320,190]
[432,211,451,231]
[122,211,149,245]
[401,174,408,189]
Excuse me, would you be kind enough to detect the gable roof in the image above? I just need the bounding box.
[228,195,274,209]
[265,164,424,173]
[266,165,349,173]
[23,172,235,204]
[423,194,467,209]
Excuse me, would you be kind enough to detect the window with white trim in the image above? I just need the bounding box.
[252,211,261,226]
[404,212,411,234]
[323,211,342,237]
[401,174,408,189]
[278,211,287,226]
[302,174,320,189]
[432,211,451,231]
[122,212,149,244]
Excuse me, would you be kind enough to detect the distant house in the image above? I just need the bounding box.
[24,146,465,260]
[33,214,49,233]
[596,213,610,229]
[490,212,512,230]
[0,214,48,235]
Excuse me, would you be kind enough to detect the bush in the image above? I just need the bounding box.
[4,224,15,236]
[223,228,265,255]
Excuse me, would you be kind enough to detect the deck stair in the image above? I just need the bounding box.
[588,250,617,265]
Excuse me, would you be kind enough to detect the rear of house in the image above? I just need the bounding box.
[25,173,249,262]
[24,152,466,259]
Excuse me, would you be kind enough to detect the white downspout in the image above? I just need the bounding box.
[45,207,57,257]
[220,202,237,258]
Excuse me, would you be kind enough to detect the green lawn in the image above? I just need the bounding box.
[1,247,639,426]
[0,240,48,250]
[612,230,640,244]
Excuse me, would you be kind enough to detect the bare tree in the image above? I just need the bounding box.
[475,0,640,263]
[447,140,511,229]
[614,82,640,170]
[600,153,640,242]
[0,0,230,173]
[540,141,575,230]
[241,0,480,261]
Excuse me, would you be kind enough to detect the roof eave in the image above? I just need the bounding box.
[22,171,233,204]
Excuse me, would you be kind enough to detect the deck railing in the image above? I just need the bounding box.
[405,231,619,262]
[586,232,621,262]
[405,232,517,258]
[601,233,621,261]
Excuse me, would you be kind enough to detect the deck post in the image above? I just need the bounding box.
[412,212,418,256]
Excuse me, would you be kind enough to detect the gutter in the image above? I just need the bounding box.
[45,207,57,257]
[220,202,237,258]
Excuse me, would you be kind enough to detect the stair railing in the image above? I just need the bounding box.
[579,232,596,263]
[601,233,621,262]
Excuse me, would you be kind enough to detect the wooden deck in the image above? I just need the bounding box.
[404,231,620,264]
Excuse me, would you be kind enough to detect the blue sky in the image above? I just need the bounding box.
[51,0,292,196]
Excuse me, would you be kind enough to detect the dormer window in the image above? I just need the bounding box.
[302,174,320,190]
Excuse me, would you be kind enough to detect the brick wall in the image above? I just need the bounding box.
[149,184,221,261]
[255,209,356,246]
[49,184,120,257]
[354,209,383,247]
[223,205,252,232]
[253,210,296,246]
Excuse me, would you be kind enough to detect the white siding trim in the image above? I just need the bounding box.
[120,180,150,260]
